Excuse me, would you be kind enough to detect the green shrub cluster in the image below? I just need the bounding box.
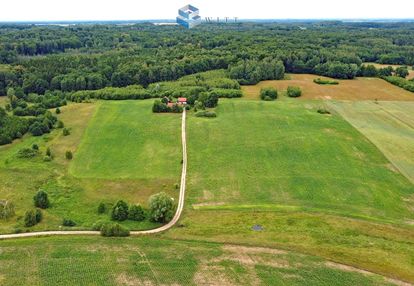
[260,87,278,101]
[0,107,29,145]
[195,111,217,118]
[110,200,146,222]
[229,59,285,84]
[33,190,50,209]
[287,86,302,97]
[24,209,42,227]
[62,218,76,227]
[148,192,175,223]
[69,85,151,102]
[152,100,183,113]
[313,78,339,85]
[100,223,130,237]
[17,147,38,158]
[383,76,414,92]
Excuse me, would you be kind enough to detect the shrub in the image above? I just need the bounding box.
[32,144,39,150]
[24,209,42,227]
[62,128,70,136]
[97,202,106,214]
[195,111,217,118]
[317,108,331,115]
[313,78,339,85]
[111,200,129,221]
[46,147,52,157]
[57,120,64,128]
[43,155,52,162]
[260,87,278,100]
[395,66,409,78]
[33,190,50,209]
[128,204,145,221]
[65,150,73,160]
[29,121,49,136]
[17,148,38,158]
[287,86,302,98]
[92,220,105,231]
[62,218,76,227]
[55,108,61,114]
[100,223,130,237]
[0,200,15,219]
[148,192,175,223]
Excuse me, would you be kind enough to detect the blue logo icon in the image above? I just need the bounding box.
[176,4,201,29]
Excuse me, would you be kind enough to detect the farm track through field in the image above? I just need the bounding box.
[0,109,188,239]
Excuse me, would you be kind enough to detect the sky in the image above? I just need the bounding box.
[0,0,413,22]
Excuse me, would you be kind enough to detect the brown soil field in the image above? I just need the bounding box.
[242,74,414,101]
[363,62,414,79]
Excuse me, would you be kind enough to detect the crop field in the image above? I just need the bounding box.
[241,74,414,101]
[329,101,414,184]
[0,236,401,286]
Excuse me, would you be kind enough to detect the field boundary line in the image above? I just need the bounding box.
[0,109,188,240]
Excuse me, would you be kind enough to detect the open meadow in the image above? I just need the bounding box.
[242,74,414,101]
[0,101,181,233]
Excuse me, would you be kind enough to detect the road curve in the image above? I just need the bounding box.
[0,109,187,240]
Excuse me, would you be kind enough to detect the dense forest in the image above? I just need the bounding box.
[1,21,414,144]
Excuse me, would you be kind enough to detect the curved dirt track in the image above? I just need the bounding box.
[0,109,187,240]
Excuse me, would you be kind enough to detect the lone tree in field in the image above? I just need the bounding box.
[33,190,50,209]
[148,192,175,223]
[111,200,129,221]
[260,87,278,101]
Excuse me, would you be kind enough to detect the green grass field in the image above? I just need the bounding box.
[329,101,414,184]
[186,99,414,222]
[0,236,397,286]
[70,100,182,180]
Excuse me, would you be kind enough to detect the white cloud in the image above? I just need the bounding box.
[0,0,413,21]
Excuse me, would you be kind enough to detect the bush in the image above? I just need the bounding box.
[313,78,339,85]
[111,200,129,221]
[383,76,414,92]
[55,108,61,114]
[65,150,73,160]
[148,192,175,223]
[395,66,409,78]
[62,218,76,227]
[287,86,302,98]
[0,200,15,219]
[17,148,38,158]
[128,204,145,221]
[57,120,64,128]
[46,147,52,157]
[97,202,106,214]
[260,87,278,101]
[195,111,217,118]
[24,209,42,227]
[29,121,50,136]
[92,220,105,231]
[32,144,39,150]
[62,128,70,136]
[317,108,331,115]
[33,190,50,209]
[100,222,130,237]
